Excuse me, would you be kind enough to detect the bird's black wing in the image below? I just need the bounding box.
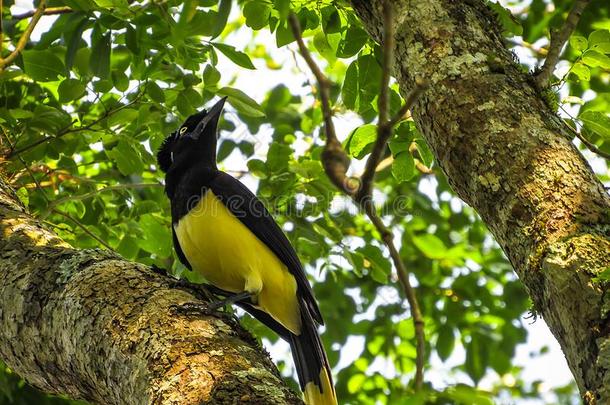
[209,171,323,324]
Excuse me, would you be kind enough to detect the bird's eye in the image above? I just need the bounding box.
[179,127,188,135]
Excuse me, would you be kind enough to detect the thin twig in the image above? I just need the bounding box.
[567,124,610,160]
[290,2,426,390]
[7,91,144,158]
[42,182,163,217]
[288,13,353,194]
[358,81,427,203]
[0,0,47,69]
[363,203,425,390]
[387,83,428,130]
[11,6,72,20]
[52,208,114,251]
[535,0,590,88]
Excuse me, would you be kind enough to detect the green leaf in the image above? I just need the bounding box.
[580,110,610,139]
[217,87,265,117]
[9,109,34,119]
[29,105,71,133]
[336,26,368,58]
[392,151,415,182]
[346,124,377,159]
[111,70,129,91]
[588,29,610,46]
[357,245,391,283]
[465,334,488,384]
[342,60,358,109]
[65,16,89,70]
[125,24,139,55]
[211,43,255,69]
[138,214,172,258]
[437,325,455,361]
[147,81,165,103]
[244,1,271,30]
[582,50,610,69]
[183,87,203,107]
[58,78,86,102]
[107,108,139,127]
[570,62,590,81]
[107,140,144,175]
[412,234,447,259]
[247,159,267,178]
[321,5,341,34]
[211,0,231,39]
[569,35,588,52]
[91,32,111,78]
[590,42,610,54]
[22,50,66,81]
[276,20,296,47]
[203,64,221,86]
[176,92,194,116]
[273,0,290,20]
[445,386,494,405]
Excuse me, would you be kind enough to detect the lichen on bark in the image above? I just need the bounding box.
[352,0,610,402]
[0,174,302,404]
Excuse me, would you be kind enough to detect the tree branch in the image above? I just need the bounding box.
[290,2,426,390]
[287,13,354,195]
[352,0,610,400]
[357,81,427,203]
[42,182,163,218]
[0,174,302,404]
[568,124,610,160]
[0,0,46,70]
[11,6,72,20]
[535,0,590,88]
[6,90,144,159]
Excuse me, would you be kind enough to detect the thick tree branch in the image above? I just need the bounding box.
[352,0,610,402]
[0,0,46,70]
[0,174,302,404]
[535,0,590,88]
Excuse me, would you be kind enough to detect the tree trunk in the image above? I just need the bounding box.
[0,176,301,404]
[352,1,610,403]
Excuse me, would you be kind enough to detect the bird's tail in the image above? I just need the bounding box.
[289,309,337,405]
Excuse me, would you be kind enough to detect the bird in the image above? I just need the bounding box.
[157,97,337,405]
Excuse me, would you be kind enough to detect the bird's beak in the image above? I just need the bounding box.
[193,96,227,139]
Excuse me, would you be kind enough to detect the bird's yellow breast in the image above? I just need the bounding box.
[174,190,301,334]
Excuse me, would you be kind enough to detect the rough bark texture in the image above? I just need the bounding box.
[0,176,302,405]
[352,1,610,403]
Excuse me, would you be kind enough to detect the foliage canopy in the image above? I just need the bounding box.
[0,0,609,403]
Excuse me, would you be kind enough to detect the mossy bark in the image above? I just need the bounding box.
[0,177,302,404]
[352,0,610,403]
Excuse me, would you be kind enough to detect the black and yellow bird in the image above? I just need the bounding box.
[157,97,337,405]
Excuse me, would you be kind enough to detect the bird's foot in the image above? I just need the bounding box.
[208,291,254,310]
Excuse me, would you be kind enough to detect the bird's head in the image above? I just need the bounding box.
[157,96,227,174]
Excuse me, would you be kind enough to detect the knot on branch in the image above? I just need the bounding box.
[321,140,355,195]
